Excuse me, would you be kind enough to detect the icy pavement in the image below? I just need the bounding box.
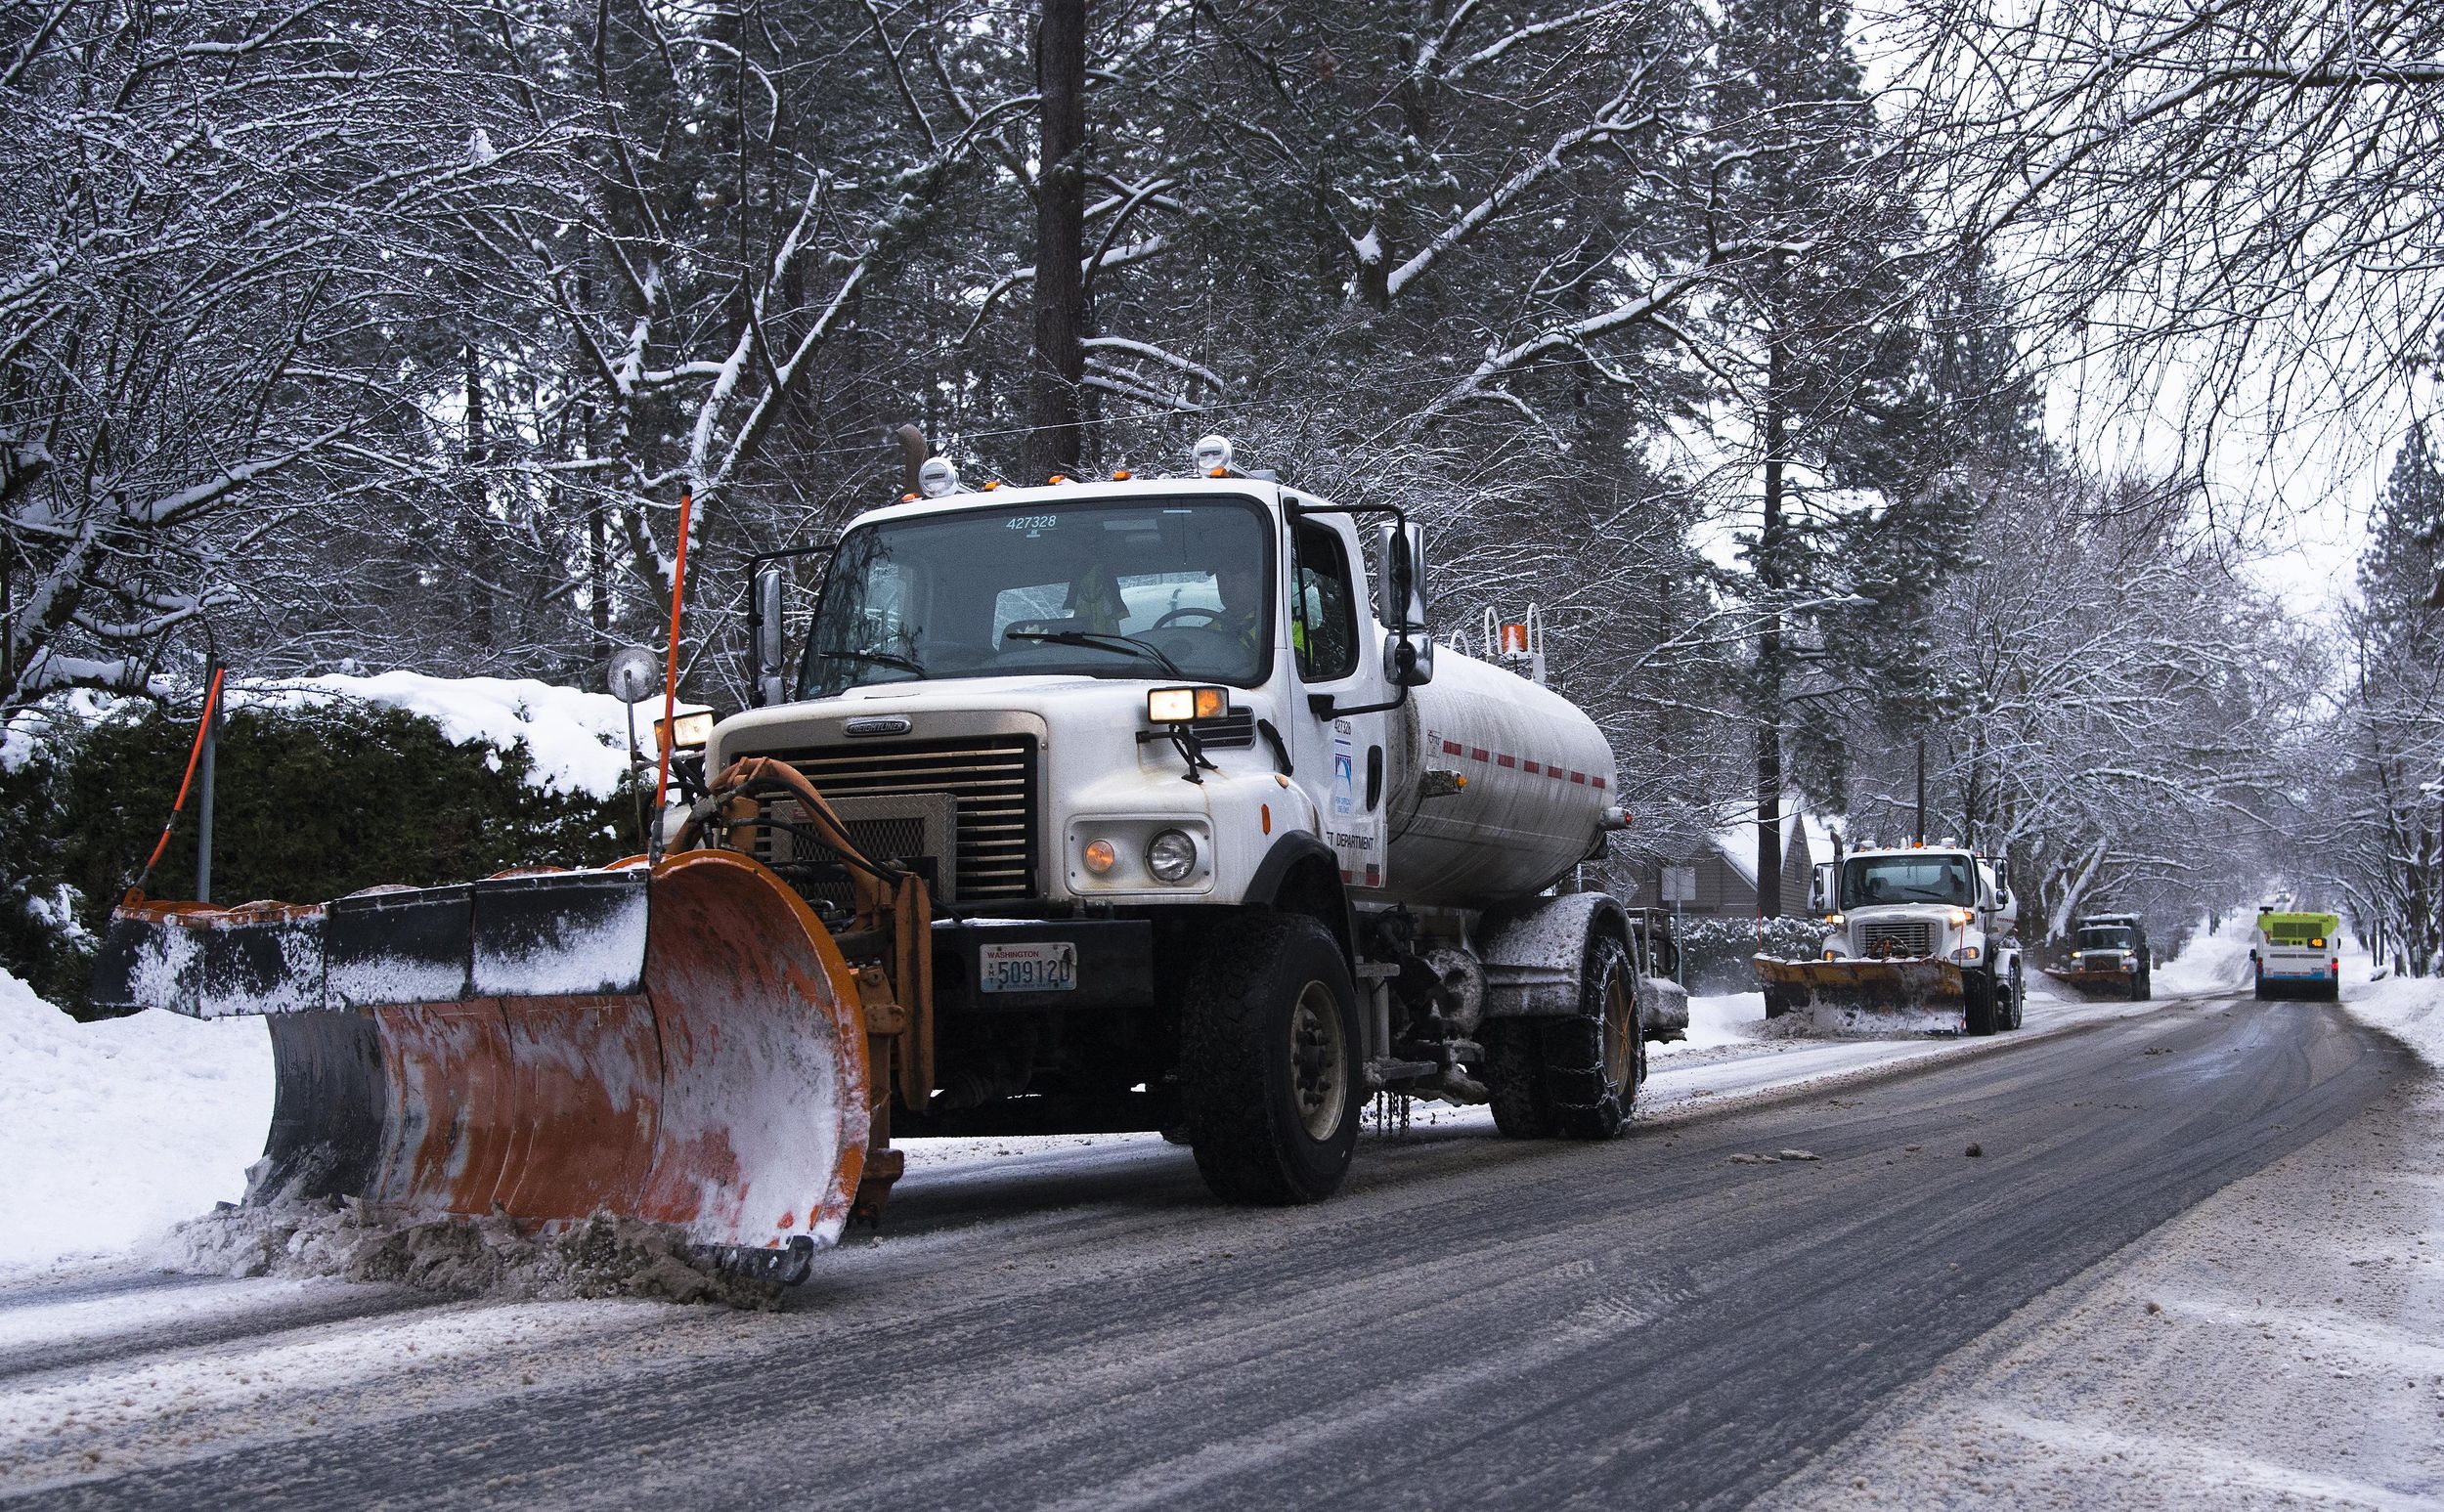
[1756,933,2444,1511]
[0,959,2192,1278]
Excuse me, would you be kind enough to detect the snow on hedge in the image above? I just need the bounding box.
[0,969,273,1273]
[8,671,700,799]
[234,671,656,798]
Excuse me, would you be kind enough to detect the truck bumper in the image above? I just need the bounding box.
[931,917,1155,1014]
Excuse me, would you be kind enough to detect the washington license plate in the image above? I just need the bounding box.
[980,941,1077,993]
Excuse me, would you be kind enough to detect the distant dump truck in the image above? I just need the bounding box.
[2044,912,2152,1000]
[1754,842,2023,1036]
[2251,908,2341,1001]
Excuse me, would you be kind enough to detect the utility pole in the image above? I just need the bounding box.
[1914,734,1928,844]
[1026,0,1089,483]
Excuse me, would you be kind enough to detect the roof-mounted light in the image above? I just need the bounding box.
[916,456,961,498]
[1191,434,1234,475]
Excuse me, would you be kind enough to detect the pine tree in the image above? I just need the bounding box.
[1705,0,1921,911]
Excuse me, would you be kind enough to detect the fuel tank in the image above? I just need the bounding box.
[1375,649,1617,910]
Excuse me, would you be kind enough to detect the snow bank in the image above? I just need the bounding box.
[2336,925,2444,1067]
[1655,990,1767,1056]
[0,970,272,1273]
[2154,912,2257,995]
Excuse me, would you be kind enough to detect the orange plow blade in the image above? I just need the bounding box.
[92,850,869,1275]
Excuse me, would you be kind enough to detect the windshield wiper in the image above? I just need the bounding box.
[1004,627,1185,677]
[817,648,926,675]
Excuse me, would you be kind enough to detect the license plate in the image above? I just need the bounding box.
[979,940,1077,993]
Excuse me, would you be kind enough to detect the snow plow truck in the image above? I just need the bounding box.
[1754,842,2024,1035]
[2043,912,2151,999]
[91,436,1665,1279]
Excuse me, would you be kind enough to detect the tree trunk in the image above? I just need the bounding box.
[461,340,495,656]
[1026,0,1089,482]
[1755,319,1787,920]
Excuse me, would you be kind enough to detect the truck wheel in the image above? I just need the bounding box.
[1763,985,1797,1019]
[1549,932,1641,1140]
[1483,933,1640,1141]
[1965,968,1998,1036]
[2253,965,2268,1002]
[1484,1020,1556,1139]
[2005,960,2025,1029]
[1179,912,1361,1205]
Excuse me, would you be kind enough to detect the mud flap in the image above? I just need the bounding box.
[93,851,870,1257]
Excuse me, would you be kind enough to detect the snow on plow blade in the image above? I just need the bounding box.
[90,850,869,1275]
[2041,967,2130,995]
[1755,955,1969,1034]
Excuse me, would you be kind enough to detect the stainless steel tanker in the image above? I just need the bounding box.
[1378,649,1618,909]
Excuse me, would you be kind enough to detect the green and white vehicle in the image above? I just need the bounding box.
[2251,909,2341,1001]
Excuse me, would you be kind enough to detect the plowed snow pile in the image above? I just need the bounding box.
[163,1202,784,1310]
[0,969,272,1272]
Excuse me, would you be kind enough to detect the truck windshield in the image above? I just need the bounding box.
[1843,855,1971,907]
[798,497,1274,698]
[2077,927,2133,951]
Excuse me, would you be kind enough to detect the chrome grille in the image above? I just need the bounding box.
[1852,919,1934,959]
[766,736,1039,901]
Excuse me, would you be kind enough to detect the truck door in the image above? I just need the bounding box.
[1285,516,1388,889]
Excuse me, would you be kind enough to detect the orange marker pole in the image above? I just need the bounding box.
[651,491,692,849]
[130,666,226,900]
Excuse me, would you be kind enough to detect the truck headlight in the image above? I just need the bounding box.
[1146,829,1198,884]
[655,710,714,752]
[1148,686,1227,723]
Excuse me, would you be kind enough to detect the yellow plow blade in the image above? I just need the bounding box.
[1755,955,1969,1034]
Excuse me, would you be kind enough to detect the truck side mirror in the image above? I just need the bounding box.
[1376,521,1433,688]
[749,562,788,708]
[1811,861,1837,913]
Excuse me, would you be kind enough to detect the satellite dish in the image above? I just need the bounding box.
[606,646,660,705]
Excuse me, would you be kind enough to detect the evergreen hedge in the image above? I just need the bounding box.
[2,702,634,1017]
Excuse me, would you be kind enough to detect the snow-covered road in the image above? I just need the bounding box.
[0,969,2424,1510]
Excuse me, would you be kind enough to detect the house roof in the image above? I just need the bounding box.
[1703,797,1837,886]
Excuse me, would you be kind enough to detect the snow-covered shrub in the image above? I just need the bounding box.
[3,702,635,1018]
[1669,916,1826,994]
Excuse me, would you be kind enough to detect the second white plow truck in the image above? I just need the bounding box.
[94,435,1658,1279]
[1756,843,2025,1035]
